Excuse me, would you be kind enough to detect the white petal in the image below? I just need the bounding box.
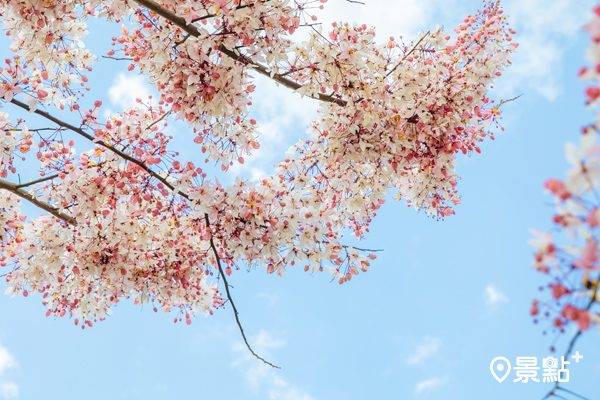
[565,142,581,165]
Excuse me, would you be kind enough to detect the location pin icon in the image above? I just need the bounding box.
[490,357,511,383]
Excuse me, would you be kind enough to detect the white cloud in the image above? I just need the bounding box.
[0,345,16,376]
[228,75,319,182]
[485,284,509,308]
[406,336,441,365]
[0,383,18,400]
[107,72,154,110]
[414,376,449,395]
[257,292,280,309]
[232,329,316,400]
[314,0,436,40]
[499,0,595,101]
[0,341,18,399]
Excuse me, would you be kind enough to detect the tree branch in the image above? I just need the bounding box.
[556,387,591,400]
[204,214,280,369]
[342,245,383,252]
[130,0,346,106]
[9,99,186,202]
[0,178,76,225]
[15,173,59,189]
[496,93,523,109]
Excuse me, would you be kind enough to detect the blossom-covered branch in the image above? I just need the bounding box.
[530,5,600,399]
[0,0,515,360]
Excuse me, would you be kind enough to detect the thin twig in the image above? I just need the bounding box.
[15,173,59,189]
[101,56,134,61]
[147,110,171,129]
[204,214,280,369]
[548,394,569,400]
[385,31,430,79]
[343,245,383,252]
[556,387,591,400]
[496,93,523,109]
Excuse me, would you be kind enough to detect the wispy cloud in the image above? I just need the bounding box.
[414,376,449,395]
[485,283,509,309]
[257,292,279,310]
[311,0,443,41]
[232,329,316,400]
[107,72,154,110]
[0,383,18,400]
[499,0,595,101]
[0,340,18,399]
[229,75,318,182]
[406,336,441,366]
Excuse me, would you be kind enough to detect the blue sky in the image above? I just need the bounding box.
[1,0,600,399]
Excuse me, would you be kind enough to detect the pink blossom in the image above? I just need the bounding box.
[0,80,23,101]
[574,239,600,270]
[543,178,570,201]
[549,284,570,299]
[561,305,591,331]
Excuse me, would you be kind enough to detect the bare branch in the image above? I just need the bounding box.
[556,387,591,400]
[15,173,60,189]
[343,245,383,252]
[101,56,133,61]
[204,214,280,369]
[496,94,523,109]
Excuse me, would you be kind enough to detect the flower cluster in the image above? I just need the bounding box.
[0,0,515,325]
[530,5,600,339]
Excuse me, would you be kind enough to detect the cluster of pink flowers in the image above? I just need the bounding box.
[0,0,515,325]
[530,5,600,338]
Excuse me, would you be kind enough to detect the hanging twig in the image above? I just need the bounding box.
[204,214,280,369]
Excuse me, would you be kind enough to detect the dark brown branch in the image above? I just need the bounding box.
[556,387,591,400]
[204,214,280,369]
[9,99,187,202]
[0,178,76,225]
[15,173,59,189]
[130,0,346,106]
[545,393,569,400]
